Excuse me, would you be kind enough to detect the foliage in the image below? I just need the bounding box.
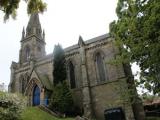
[51,44,74,115]
[0,91,26,120]
[110,0,160,95]
[50,81,74,115]
[141,93,160,103]
[114,79,137,105]
[0,0,46,21]
[53,44,66,85]
[21,107,74,120]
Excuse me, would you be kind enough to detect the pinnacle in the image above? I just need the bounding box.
[78,35,85,46]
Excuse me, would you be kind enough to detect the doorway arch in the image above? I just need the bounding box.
[33,85,40,106]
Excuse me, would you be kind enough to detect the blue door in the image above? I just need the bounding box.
[33,85,40,106]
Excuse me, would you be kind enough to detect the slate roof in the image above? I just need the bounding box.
[33,70,52,90]
[38,74,52,90]
[64,33,110,52]
[36,33,110,63]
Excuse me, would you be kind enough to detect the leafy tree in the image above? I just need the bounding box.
[0,0,46,21]
[53,44,66,85]
[50,44,74,115]
[0,91,26,120]
[110,0,160,95]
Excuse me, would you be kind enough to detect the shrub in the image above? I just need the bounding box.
[0,91,26,120]
[49,81,74,115]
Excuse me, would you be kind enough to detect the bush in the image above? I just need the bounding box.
[49,81,74,115]
[0,92,26,120]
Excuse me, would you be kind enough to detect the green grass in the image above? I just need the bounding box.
[21,107,74,120]
[145,117,160,120]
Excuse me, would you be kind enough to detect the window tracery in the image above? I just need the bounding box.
[95,52,106,82]
[68,61,76,89]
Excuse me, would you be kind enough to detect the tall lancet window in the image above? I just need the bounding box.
[25,46,30,61]
[95,52,106,82]
[19,75,23,93]
[24,72,30,86]
[19,75,25,94]
[69,61,76,89]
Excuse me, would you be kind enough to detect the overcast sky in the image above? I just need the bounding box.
[0,0,135,88]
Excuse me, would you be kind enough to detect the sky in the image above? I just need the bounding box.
[0,0,138,90]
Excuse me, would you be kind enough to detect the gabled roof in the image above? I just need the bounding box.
[30,69,52,90]
[38,74,52,90]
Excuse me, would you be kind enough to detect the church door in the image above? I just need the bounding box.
[33,85,40,106]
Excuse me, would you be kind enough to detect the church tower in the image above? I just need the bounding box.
[19,13,46,64]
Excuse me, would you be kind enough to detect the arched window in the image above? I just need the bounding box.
[95,52,106,82]
[19,75,23,92]
[24,72,30,86]
[22,78,25,93]
[69,61,76,89]
[19,75,25,94]
[25,46,30,61]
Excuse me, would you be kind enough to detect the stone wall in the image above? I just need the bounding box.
[9,34,136,120]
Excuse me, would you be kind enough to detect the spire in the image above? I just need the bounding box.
[28,13,41,28]
[78,35,85,47]
[26,13,42,38]
[22,27,25,39]
[19,12,46,63]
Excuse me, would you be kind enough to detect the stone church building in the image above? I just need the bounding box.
[8,13,139,120]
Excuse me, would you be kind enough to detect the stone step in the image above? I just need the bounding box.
[38,105,62,118]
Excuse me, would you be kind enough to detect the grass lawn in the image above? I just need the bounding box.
[146,117,160,120]
[21,107,74,120]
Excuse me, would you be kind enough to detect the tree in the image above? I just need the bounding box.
[0,0,46,21]
[53,44,66,85]
[50,81,74,115]
[110,0,160,95]
[50,44,74,115]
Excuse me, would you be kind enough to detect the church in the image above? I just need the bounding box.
[8,13,138,120]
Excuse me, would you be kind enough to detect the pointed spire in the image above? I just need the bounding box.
[26,12,42,37]
[22,27,25,39]
[78,35,85,47]
[28,13,41,27]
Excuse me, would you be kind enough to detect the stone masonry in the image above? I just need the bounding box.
[8,13,137,120]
